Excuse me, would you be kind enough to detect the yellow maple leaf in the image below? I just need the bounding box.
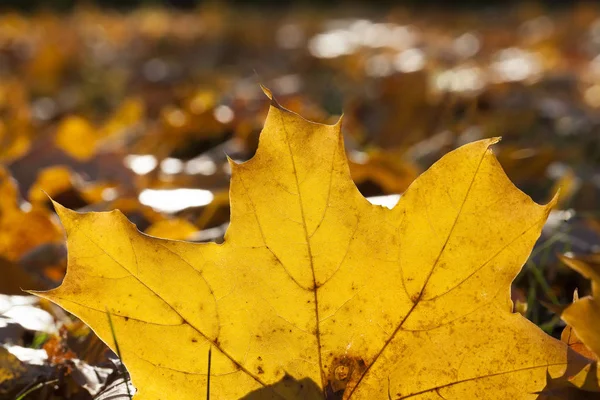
[33,95,590,399]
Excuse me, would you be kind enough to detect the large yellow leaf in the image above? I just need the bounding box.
[33,96,588,399]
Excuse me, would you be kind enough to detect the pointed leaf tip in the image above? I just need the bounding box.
[50,199,77,224]
[260,84,273,100]
[334,113,344,128]
[548,189,561,209]
[260,84,285,110]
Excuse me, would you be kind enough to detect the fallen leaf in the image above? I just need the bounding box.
[144,219,198,241]
[348,150,419,195]
[0,208,62,262]
[34,95,590,399]
[0,80,32,162]
[79,181,119,205]
[99,97,145,140]
[25,40,70,92]
[560,290,598,361]
[0,166,20,212]
[29,165,110,211]
[0,168,65,290]
[195,190,230,230]
[0,347,26,396]
[558,254,600,359]
[28,166,75,206]
[55,116,98,161]
[562,325,598,362]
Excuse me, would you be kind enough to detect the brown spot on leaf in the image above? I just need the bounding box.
[325,354,368,397]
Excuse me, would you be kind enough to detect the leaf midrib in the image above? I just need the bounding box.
[279,112,327,396]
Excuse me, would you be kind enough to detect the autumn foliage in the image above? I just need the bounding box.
[2,3,600,400]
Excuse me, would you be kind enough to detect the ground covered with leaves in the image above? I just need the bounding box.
[1,3,600,399]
